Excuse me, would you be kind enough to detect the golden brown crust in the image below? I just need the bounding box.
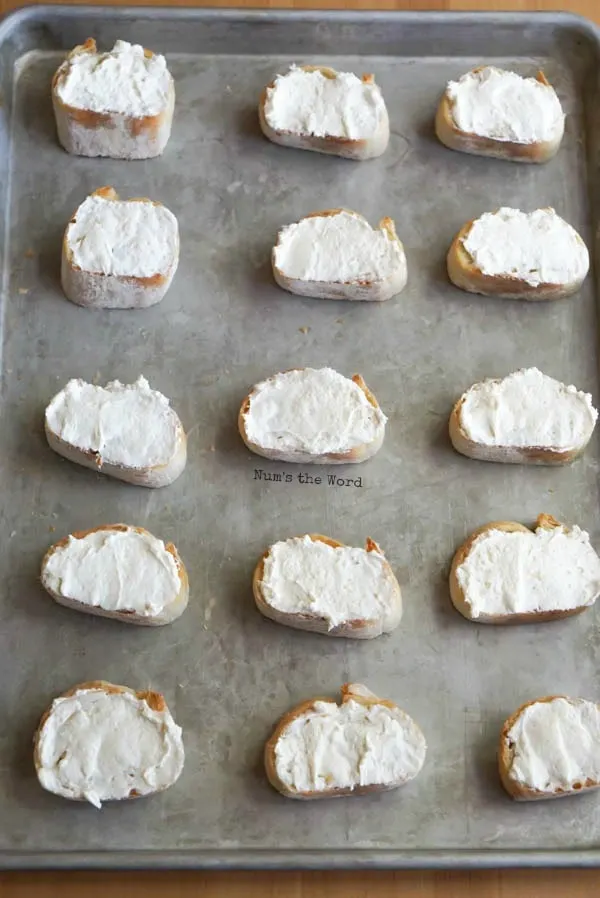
[498,696,600,800]
[52,40,173,153]
[449,514,591,624]
[447,217,586,301]
[253,534,400,638]
[33,681,170,801]
[265,684,413,799]
[435,69,562,164]
[41,524,188,626]
[238,369,385,464]
[258,66,389,160]
[449,392,583,466]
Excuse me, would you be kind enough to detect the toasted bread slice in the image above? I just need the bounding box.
[253,534,402,638]
[52,39,174,159]
[45,376,187,487]
[272,209,407,302]
[450,514,600,624]
[449,368,597,465]
[447,207,589,301]
[61,187,179,309]
[34,680,184,808]
[41,524,189,626]
[435,66,564,163]
[265,683,426,799]
[499,696,600,800]
[259,65,389,160]
[238,367,387,465]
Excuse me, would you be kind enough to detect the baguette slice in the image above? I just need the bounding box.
[34,681,184,808]
[52,39,175,159]
[499,696,600,801]
[45,376,187,487]
[41,524,189,626]
[259,65,389,160]
[449,368,598,465]
[265,683,426,799]
[238,367,387,465]
[62,187,179,309]
[447,207,589,301]
[253,534,402,638]
[272,209,407,302]
[435,66,564,163]
[450,514,600,624]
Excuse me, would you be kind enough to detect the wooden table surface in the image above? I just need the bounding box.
[1,0,599,895]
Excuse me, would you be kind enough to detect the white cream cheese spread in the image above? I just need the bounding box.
[36,686,184,808]
[42,527,181,617]
[458,368,598,450]
[45,376,182,469]
[56,40,173,117]
[506,698,600,793]
[462,207,589,287]
[274,695,426,793]
[456,523,600,618]
[66,194,179,279]
[243,368,387,456]
[264,66,387,140]
[273,211,406,284]
[260,536,400,629]
[446,66,564,144]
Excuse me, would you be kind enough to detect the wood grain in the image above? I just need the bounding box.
[1,0,600,896]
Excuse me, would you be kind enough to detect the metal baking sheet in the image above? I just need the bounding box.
[1,4,600,870]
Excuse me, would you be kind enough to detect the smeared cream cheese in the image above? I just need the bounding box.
[243,368,387,456]
[66,194,179,279]
[458,368,598,450]
[45,376,182,469]
[261,535,400,629]
[446,66,564,144]
[43,527,181,617]
[456,523,600,618]
[264,66,387,140]
[55,40,172,117]
[506,698,600,793]
[273,211,406,284]
[462,207,588,287]
[36,686,184,808]
[274,695,426,793]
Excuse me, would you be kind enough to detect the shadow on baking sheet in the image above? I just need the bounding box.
[36,226,63,297]
[15,60,58,149]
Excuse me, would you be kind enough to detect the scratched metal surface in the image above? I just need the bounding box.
[0,6,600,869]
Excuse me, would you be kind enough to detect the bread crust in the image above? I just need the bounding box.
[52,39,174,160]
[435,69,563,163]
[61,187,179,310]
[449,390,588,466]
[447,217,587,301]
[41,524,189,626]
[498,695,600,800]
[238,370,384,465]
[265,683,423,799]
[450,514,592,624]
[272,209,407,301]
[253,534,402,638]
[45,404,187,488]
[259,66,389,160]
[33,681,175,802]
